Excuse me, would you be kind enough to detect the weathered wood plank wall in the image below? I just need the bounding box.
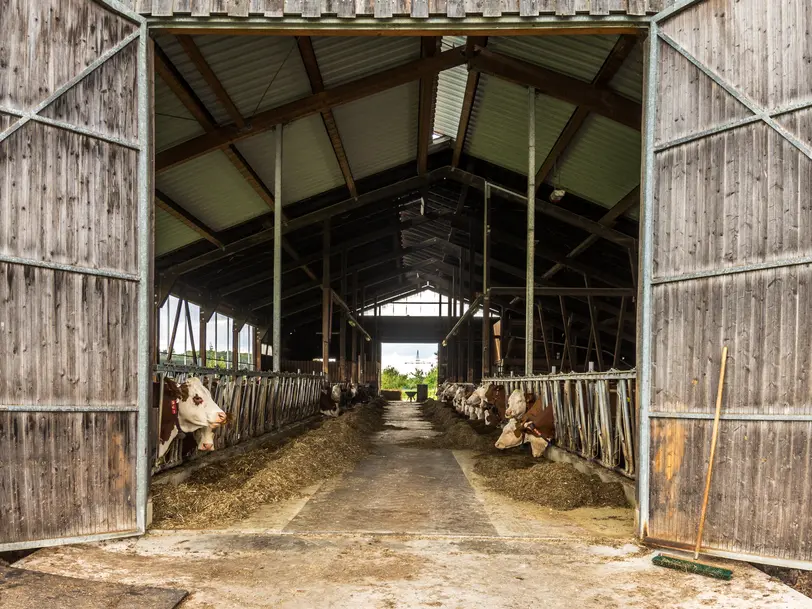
[645,0,812,565]
[122,0,670,17]
[0,0,147,547]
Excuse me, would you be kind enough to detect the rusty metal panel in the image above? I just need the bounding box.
[640,0,812,568]
[0,0,150,549]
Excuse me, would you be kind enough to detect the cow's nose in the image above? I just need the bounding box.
[200,443,214,451]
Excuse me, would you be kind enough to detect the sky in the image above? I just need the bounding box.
[381,343,438,374]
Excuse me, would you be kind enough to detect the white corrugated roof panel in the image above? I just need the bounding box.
[156,150,270,232]
[434,37,468,139]
[332,83,420,180]
[235,115,346,205]
[311,37,421,88]
[488,35,618,83]
[154,206,202,256]
[154,78,206,152]
[554,114,641,210]
[465,74,576,176]
[155,35,312,125]
[610,42,644,102]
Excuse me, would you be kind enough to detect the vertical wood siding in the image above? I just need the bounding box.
[121,0,671,16]
[0,0,145,546]
[646,0,812,564]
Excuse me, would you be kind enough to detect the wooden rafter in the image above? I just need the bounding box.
[469,47,642,131]
[535,34,639,190]
[417,36,441,175]
[297,36,357,198]
[155,189,223,248]
[452,37,487,168]
[156,42,318,281]
[156,47,468,172]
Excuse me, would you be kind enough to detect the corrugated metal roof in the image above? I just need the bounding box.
[554,114,641,211]
[332,82,420,180]
[465,74,576,176]
[434,37,468,138]
[311,37,421,88]
[155,35,312,125]
[610,41,644,102]
[235,115,346,205]
[154,78,206,152]
[156,150,270,231]
[154,206,202,256]
[488,35,618,83]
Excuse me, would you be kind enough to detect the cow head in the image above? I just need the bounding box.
[177,377,227,432]
[494,418,524,450]
[331,383,342,402]
[194,425,216,452]
[505,389,534,418]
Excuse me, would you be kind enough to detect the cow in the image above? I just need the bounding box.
[494,396,556,457]
[483,384,507,427]
[505,389,535,419]
[155,377,227,459]
[466,385,488,420]
[320,383,341,417]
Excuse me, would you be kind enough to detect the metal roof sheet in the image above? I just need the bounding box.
[154,206,202,256]
[155,34,312,125]
[434,37,468,139]
[311,37,421,88]
[154,78,206,152]
[156,150,271,231]
[332,82,420,180]
[487,35,618,83]
[465,74,577,176]
[609,41,644,102]
[554,114,641,211]
[235,115,347,205]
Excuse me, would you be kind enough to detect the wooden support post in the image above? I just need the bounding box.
[339,250,347,380]
[360,286,366,383]
[166,298,182,362]
[373,295,379,387]
[613,297,627,369]
[525,87,536,376]
[255,326,265,371]
[585,278,604,372]
[322,219,331,377]
[184,301,198,366]
[559,296,577,371]
[537,304,552,373]
[482,183,491,379]
[467,218,475,383]
[231,321,240,370]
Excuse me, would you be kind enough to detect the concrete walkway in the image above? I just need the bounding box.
[15,402,812,609]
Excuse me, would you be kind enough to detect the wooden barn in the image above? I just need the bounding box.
[2,0,812,596]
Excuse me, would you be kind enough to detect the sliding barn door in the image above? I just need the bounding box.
[639,0,812,568]
[0,0,152,549]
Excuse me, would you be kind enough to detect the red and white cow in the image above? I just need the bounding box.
[494,395,556,457]
[155,377,227,458]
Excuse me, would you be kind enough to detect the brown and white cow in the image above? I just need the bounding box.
[320,383,341,417]
[494,395,556,457]
[483,384,507,427]
[155,377,227,458]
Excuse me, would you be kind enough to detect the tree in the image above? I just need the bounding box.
[381,366,408,390]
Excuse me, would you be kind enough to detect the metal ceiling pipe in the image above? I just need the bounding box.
[331,290,372,342]
[525,87,536,376]
[272,125,283,373]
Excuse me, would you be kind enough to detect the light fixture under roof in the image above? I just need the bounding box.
[550,189,566,203]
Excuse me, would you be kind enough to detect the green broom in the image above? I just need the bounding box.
[652,346,733,581]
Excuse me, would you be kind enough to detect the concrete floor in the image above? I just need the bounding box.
[16,402,812,608]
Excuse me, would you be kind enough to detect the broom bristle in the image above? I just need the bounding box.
[652,554,733,581]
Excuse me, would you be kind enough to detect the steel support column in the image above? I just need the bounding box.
[467,218,475,383]
[351,271,358,383]
[482,183,491,379]
[272,125,283,372]
[321,219,331,377]
[339,251,347,380]
[525,86,536,376]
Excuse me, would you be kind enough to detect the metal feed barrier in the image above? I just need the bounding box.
[153,364,324,472]
[483,370,637,478]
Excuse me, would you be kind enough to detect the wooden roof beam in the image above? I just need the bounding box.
[469,47,642,131]
[452,37,487,168]
[297,36,357,198]
[156,46,469,172]
[535,34,639,190]
[417,37,441,176]
[155,189,224,248]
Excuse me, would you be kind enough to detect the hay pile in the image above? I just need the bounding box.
[151,401,384,529]
[474,458,628,510]
[415,399,500,452]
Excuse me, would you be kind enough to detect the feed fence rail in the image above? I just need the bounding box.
[483,370,637,478]
[153,364,324,472]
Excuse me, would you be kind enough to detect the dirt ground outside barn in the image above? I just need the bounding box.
[11,402,810,609]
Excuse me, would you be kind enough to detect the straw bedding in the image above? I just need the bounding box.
[151,400,385,529]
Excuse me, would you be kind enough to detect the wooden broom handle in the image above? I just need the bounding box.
[694,345,728,560]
